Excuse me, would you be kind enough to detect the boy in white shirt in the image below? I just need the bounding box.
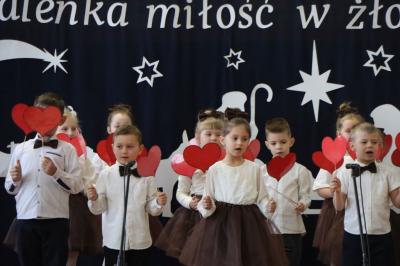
[5,92,83,266]
[262,117,312,266]
[87,124,167,266]
[332,122,400,266]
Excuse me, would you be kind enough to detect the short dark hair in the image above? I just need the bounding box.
[265,117,292,137]
[34,92,65,114]
[107,104,135,126]
[114,125,142,144]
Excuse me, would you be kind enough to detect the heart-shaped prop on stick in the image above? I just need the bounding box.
[267,153,296,181]
[312,151,344,174]
[244,139,260,161]
[57,132,86,157]
[376,134,392,161]
[321,136,347,166]
[137,146,161,177]
[183,143,221,172]
[12,103,33,135]
[23,106,62,136]
[171,153,197,177]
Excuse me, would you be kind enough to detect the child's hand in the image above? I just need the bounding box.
[267,199,277,213]
[189,196,200,210]
[10,160,22,182]
[330,176,341,193]
[42,156,57,176]
[203,196,212,210]
[295,202,305,213]
[87,184,98,201]
[157,192,167,206]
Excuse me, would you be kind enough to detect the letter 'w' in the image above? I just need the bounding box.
[297,4,330,29]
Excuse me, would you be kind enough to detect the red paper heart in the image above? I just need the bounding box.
[396,133,400,149]
[57,133,86,157]
[137,146,148,160]
[137,145,161,176]
[105,134,115,160]
[183,143,221,172]
[312,151,344,174]
[11,103,33,135]
[23,106,61,136]
[96,138,115,166]
[347,142,357,160]
[322,136,347,166]
[376,134,392,161]
[267,153,296,181]
[171,153,196,177]
[244,139,260,161]
[392,149,400,167]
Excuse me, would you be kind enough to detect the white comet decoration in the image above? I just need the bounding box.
[0,39,68,74]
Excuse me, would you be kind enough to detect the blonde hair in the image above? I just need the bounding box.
[336,102,364,131]
[350,122,383,144]
[195,108,224,135]
[107,104,135,126]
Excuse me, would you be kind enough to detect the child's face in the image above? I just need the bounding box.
[265,132,294,158]
[113,134,143,165]
[337,118,360,141]
[57,115,79,138]
[197,128,222,148]
[351,131,380,164]
[107,113,133,134]
[221,125,250,159]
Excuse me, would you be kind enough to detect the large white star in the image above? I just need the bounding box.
[132,57,163,87]
[42,49,68,74]
[224,49,245,70]
[363,45,394,76]
[286,41,344,122]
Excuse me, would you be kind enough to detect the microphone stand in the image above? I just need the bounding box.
[351,166,369,266]
[116,164,132,266]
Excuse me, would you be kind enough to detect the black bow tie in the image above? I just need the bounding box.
[119,166,140,177]
[33,139,58,149]
[359,162,377,174]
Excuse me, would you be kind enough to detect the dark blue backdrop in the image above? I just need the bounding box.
[1,0,400,265]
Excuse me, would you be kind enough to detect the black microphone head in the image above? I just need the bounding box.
[345,163,360,169]
[125,161,136,168]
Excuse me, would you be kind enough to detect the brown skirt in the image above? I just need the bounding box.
[391,210,400,266]
[318,210,344,266]
[3,218,18,253]
[69,193,103,255]
[149,214,163,243]
[155,207,201,258]
[313,198,336,250]
[179,202,288,266]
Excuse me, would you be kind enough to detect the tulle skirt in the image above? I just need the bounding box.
[179,202,288,266]
[313,199,336,250]
[155,206,202,258]
[149,214,163,243]
[391,210,400,266]
[319,210,344,266]
[69,193,103,255]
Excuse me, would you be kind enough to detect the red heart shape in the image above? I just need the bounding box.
[392,149,400,167]
[267,153,296,181]
[96,139,115,166]
[137,145,161,176]
[57,133,86,157]
[395,133,400,149]
[171,153,196,177]
[23,106,62,136]
[105,134,115,160]
[312,151,344,174]
[183,143,221,172]
[244,139,260,161]
[347,142,357,160]
[322,136,347,166]
[376,134,392,161]
[11,103,33,135]
[137,146,148,160]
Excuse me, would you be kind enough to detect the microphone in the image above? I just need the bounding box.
[125,161,136,168]
[345,163,360,169]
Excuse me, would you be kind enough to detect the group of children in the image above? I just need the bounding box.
[4,92,400,266]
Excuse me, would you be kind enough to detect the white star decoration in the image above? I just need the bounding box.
[132,57,163,87]
[286,41,344,122]
[224,49,245,70]
[42,49,68,74]
[363,45,394,76]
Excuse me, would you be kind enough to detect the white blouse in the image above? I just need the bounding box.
[198,160,271,218]
[176,170,206,209]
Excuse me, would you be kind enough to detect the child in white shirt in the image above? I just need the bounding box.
[262,117,312,266]
[332,122,400,266]
[87,125,167,266]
